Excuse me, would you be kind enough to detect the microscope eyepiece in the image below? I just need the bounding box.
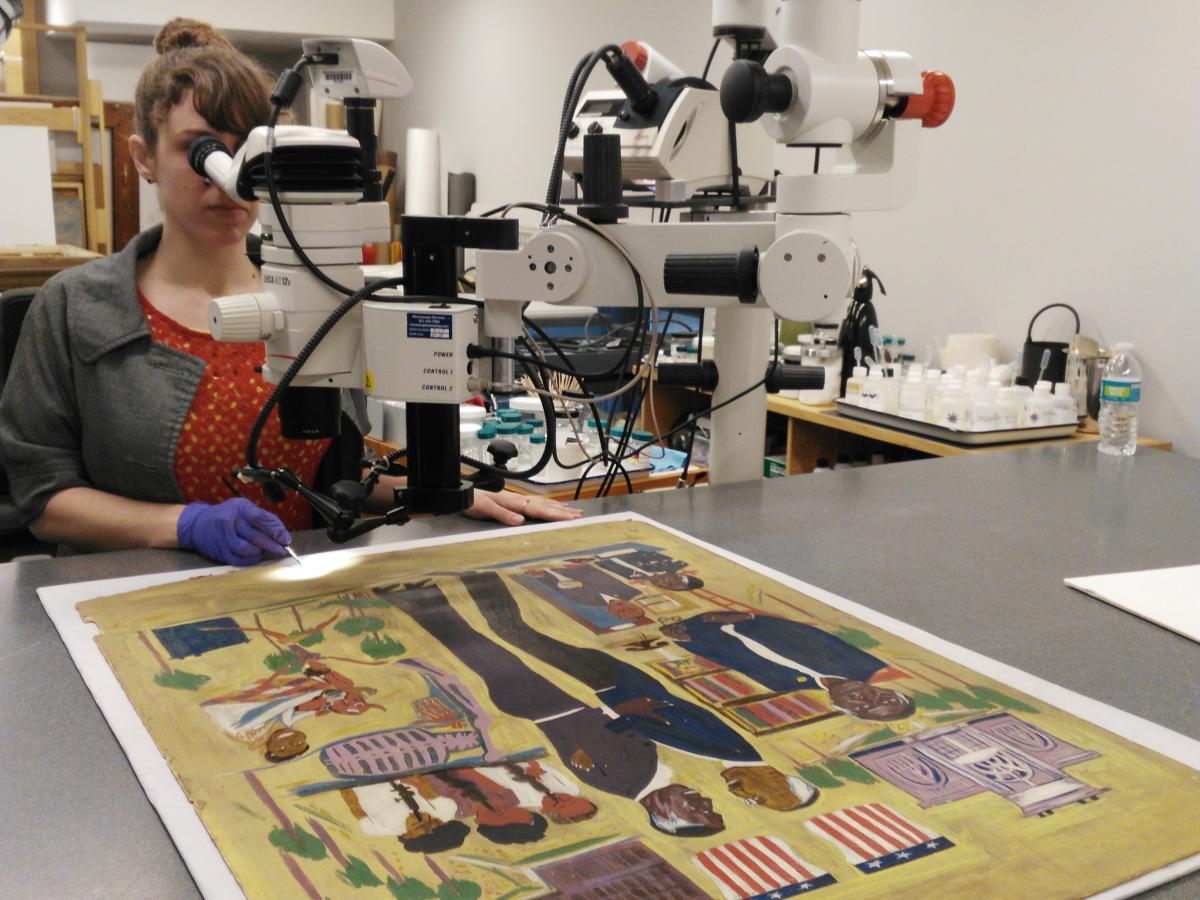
[187,134,228,179]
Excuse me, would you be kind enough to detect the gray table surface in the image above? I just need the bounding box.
[2,443,1197,898]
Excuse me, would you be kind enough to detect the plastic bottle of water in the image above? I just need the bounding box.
[1098,343,1142,456]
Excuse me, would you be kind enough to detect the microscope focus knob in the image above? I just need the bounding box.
[897,70,956,128]
[664,247,759,303]
[208,293,281,342]
[720,60,793,123]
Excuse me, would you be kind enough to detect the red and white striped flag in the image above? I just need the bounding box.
[805,802,954,874]
[693,835,836,899]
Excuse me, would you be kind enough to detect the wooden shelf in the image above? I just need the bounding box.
[638,383,1172,477]
[0,244,101,289]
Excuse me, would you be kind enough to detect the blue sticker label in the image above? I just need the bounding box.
[1101,379,1141,403]
[407,313,453,340]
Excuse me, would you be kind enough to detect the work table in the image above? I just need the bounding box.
[2,444,1197,898]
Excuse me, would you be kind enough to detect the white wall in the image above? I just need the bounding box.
[388,0,1200,456]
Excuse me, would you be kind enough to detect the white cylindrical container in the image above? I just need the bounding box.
[1023,381,1055,427]
[509,395,543,420]
[459,422,479,459]
[996,388,1021,429]
[861,370,885,411]
[923,370,942,420]
[899,373,925,419]
[844,365,867,404]
[972,387,998,431]
[882,373,901,415]
[796,345,842,404]
[1051,383,1078,426]
[460,404,486,426]
[405,128,442,215]
[939,384,967,429]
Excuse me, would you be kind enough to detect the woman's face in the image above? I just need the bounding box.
[134,88,257,247]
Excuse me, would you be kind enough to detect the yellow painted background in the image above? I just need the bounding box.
[82,520,1200,898]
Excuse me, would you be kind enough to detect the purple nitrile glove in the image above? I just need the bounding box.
[176,498,292,566]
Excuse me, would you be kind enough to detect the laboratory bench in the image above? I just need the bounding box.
[2,443,1197,898]
[641,383,1172,475]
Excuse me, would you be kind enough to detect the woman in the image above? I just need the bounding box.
[0,18,578,566]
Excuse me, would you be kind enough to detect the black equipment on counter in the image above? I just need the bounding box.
[837,268,885,395]
[1017,303,1079,387]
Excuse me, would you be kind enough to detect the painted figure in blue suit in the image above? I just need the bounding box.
[570,546,704,592]
[661,611,914,721]
[459,571,818,812]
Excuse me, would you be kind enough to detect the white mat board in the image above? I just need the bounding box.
[1066,564,1200,643]
[0,124,56,245]
[41,512,1200,899]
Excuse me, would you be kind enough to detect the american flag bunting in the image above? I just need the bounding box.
[694,835,837,899]
[805,802,954,873]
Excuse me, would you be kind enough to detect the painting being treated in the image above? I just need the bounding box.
[75,516,1200,899]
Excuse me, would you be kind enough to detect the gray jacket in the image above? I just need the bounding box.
[0,227,367,526]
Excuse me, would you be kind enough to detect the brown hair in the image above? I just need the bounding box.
[134,18,273,151]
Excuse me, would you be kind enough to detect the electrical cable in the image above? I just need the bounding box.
[701,38,722,82]
[728,118,742,210]
[482,202,660,406]
[598,301,654,496]
[243,276,405,469]
[519,320,614,478]
[544,45,622,220]
[679,308,705,485]
[262,58,358,297]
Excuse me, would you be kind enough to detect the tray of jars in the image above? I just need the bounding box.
[834,400,1079,446]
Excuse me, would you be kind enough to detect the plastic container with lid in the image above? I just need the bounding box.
[899,372,926,419]
[783,343,841,404]
[1021,380,1055,427]
[527,431,548,465]
[474,425,496,461]
[971,387,998,430]
[844,365,868,404]
[882,371,901,415]
[1050,383,1077,426]
[508,396,543,420]
[996,387,1022,428]
[860,369,885,411]
[1098,342,1142,455]
[459,404,486,425]
[936,383,966,429]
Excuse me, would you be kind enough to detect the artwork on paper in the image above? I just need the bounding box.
[694,836,837,898]
[65,515,1200,898]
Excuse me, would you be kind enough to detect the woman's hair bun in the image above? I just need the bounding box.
[153,18,235,56]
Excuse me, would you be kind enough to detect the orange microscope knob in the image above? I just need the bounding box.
[898,70,956,128]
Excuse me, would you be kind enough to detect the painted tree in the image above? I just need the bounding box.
[322,589,407,660]
[138,631,211,691]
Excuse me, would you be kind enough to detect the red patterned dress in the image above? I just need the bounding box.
[140,292,331,531]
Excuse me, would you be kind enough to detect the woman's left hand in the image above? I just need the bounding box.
[465,489,583,526]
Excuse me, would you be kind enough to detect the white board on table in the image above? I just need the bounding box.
[0,125,56,245]
[1065,564,1200,643]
